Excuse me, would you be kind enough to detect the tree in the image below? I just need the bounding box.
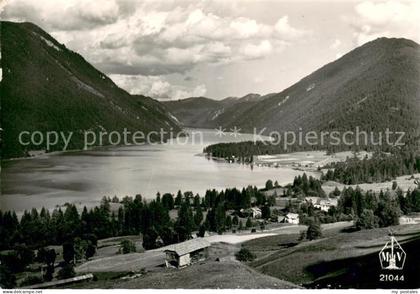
[331,187,341,198]
[143,227,158,250]
[306,220,322,240]
[57,263,75,279]
[355,209,377,229]
[215,203,226,233]
[162,193,175,210]
[177,201,195,238]
[261,205,271,219]
[238,220,244,231]
[232,215,239,227]
[197,224,206,238]
[376,192,400,227]
[265,180,274,190]
[74,237,88,262]
[39,248,56,281]
[120,239,136,254]
[63,242,75,264]
[235,248,256,262]
[16,245,34,268]
[175,190,183,207]
[225,215,232,229]
[193,194,201,208]
[194,205,204,227]
[85,242,96,260]
[245,217,252,228]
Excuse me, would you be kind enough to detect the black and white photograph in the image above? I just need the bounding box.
[0,0,419,291]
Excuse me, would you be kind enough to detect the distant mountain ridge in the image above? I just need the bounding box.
[165,37,420,146]
[163,92,275,128]
[0,21,181,158]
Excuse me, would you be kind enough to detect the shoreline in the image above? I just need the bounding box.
[1,132,193,162]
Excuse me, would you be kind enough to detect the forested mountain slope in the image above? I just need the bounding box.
[226,38,420,140]
[0,21,181,158]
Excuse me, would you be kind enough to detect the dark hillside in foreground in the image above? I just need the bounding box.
[0,21,181,158]
[244,224,420,289]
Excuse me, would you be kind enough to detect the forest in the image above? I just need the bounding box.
[204,140,420,185]
[321,150,420,184]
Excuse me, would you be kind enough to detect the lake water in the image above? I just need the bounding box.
[1,129,313,213]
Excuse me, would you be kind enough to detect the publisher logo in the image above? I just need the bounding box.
[379,236,406,270]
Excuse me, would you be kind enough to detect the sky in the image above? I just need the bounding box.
[1,0,419,100]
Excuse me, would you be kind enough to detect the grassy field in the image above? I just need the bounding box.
[254,151,371,169]
[69,241,299,289]
[68,260,299,289]
[242,224,420,289]
[322,173,420,195]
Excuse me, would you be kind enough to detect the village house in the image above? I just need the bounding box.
[285,212,299,224]
[315,198,338,211]
[250,207,262,218]
[164,238,211,268]
[240,207,262,218]
[305,197,338,212]
[399,213,420,225]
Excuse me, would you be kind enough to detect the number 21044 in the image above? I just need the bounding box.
[379,274,404,282]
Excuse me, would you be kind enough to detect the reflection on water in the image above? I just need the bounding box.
[1,129,314,212]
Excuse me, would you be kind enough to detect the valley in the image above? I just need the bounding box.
[1,17,420,291]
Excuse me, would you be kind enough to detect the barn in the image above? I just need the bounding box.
[164,238,210,268]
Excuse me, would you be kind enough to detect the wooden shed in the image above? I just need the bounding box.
[164,238,210,268]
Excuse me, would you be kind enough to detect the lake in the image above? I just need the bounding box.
[1,129,314,213]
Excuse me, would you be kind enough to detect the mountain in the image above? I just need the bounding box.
[225,38,420,139]
[163,93,274,128]
[162,97,224,128]
[166,38,420,147]
[0,21,181,158]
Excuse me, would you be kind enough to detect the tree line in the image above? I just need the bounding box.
[321,150,420,184]
[204,140,420,185]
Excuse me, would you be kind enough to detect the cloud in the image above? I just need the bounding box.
[109,74,207,100]
[274,16,307,40]
[330,38,342,50]
[1,0,121,31]
[1,0,306,76]
[350,0,420,45]
[239,40,273,59]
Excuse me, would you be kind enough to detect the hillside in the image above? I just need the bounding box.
[163,97,225,128]
[243,224,420,289]
[229,38,420,139]
[163,93,274,128]
[0,21,181,158]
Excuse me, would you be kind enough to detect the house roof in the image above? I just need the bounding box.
[164,238,211,256]
[286,213,299,218]
[319,198,338,206]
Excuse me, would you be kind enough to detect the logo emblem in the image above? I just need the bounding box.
[379,236,406,270]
